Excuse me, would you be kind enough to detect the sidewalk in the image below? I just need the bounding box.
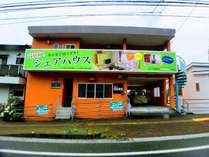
[0,115,209,138]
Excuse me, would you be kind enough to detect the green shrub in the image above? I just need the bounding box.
[2,96,24,121]
[64,127,126,139]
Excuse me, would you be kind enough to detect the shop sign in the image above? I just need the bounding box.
[110,101,124,111]
[36,105,48,115]
[24,49,96,70]
[24,49,177,73]
[113,83,124,94]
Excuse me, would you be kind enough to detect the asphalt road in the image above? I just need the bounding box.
[1,135,209,157]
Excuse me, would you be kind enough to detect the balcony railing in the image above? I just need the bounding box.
[0,65,25,77]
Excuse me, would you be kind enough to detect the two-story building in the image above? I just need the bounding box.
[0,44,30,106]
[23,25,178,120]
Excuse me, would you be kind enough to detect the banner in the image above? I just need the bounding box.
[24,49,177,73]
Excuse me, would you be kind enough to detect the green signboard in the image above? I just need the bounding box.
[24,49,177,73]
[24,49,96,70]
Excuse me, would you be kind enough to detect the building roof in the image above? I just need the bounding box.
[0,44,31,51]
[28,25,175,47]
[187,62,209,69]
[187,62,209,75]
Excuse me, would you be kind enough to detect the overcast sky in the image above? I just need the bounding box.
[0,0,209,64]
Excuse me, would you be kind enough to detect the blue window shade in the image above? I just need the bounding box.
[51,82,61,88]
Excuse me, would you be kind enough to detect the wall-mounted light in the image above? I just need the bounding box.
[117,74,123,79]
[47,37,52,44]
[89,77,95,81]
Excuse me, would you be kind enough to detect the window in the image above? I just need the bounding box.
[53,44,63,49]
[51,82,61,88]
[16,57,24,64]
[104,84,112,98]
[78,84,86,97]
[87,84,95,98]
[65,44,76,49]
[78,83,112,98]
[96,84,104,98]
[154,87,160,97]
[0,55,8,65]
[13,90,24,97]
[195,82,200,92]
[113,83,124,94]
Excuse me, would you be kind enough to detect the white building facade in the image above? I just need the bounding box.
[0,44,30,105]
[183,62,209,114]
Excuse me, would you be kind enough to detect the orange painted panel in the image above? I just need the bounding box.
[169,75,175,109]
[24,72,64,121]
[72,74,127,119]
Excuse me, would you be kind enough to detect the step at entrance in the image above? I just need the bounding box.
[56,106,71,119]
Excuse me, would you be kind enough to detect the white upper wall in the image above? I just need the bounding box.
[183,64,209,99]
[0,50,24,65]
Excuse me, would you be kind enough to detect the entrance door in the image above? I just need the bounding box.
[63,79,73,107]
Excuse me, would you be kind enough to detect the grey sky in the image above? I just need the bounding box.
[0,0,209,64]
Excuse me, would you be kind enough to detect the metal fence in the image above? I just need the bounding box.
[182,99,209,114]
[0,65,25,77]
[24,104,55,119]
[72,99,126,119]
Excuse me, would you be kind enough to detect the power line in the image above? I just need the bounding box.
[1,0,209,13]
[1,12,209,25]
[177,0,200,31]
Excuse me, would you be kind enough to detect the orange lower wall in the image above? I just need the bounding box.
[73,75,127,119]
[24,72,127,120]
[24,72,64,121]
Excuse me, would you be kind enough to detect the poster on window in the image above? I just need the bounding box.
[24,49,177,73]
[110,101,124,111]
[36,105,48,115]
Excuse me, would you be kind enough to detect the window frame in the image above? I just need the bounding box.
[53,43,63,49]
[78,83,113,99]
[13,89,24,97]
[51,81,61,89]
[16,57,24,65]
[65,43,76,49]
[195,82,200,92]
[154,87,161,97]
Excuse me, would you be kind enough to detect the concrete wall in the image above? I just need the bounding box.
[0,50,25,105]
[183,68,209,99]
[183,67,209,114]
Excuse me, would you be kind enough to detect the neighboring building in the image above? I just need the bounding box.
[182,62,209,114]
[23,25,180,121]
[0,44,30,105]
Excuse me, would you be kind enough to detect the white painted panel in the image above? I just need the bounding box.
[0,76,25,84]
[0,86,9,105]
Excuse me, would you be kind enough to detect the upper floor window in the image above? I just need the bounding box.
[65,44,76,49]
[53,43,76,49]
[0,55,8,65]
[53,43,63,49]
[195,82,200,92]
[16,57,24,64]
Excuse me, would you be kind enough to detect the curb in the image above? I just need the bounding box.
[1,132,209,144]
